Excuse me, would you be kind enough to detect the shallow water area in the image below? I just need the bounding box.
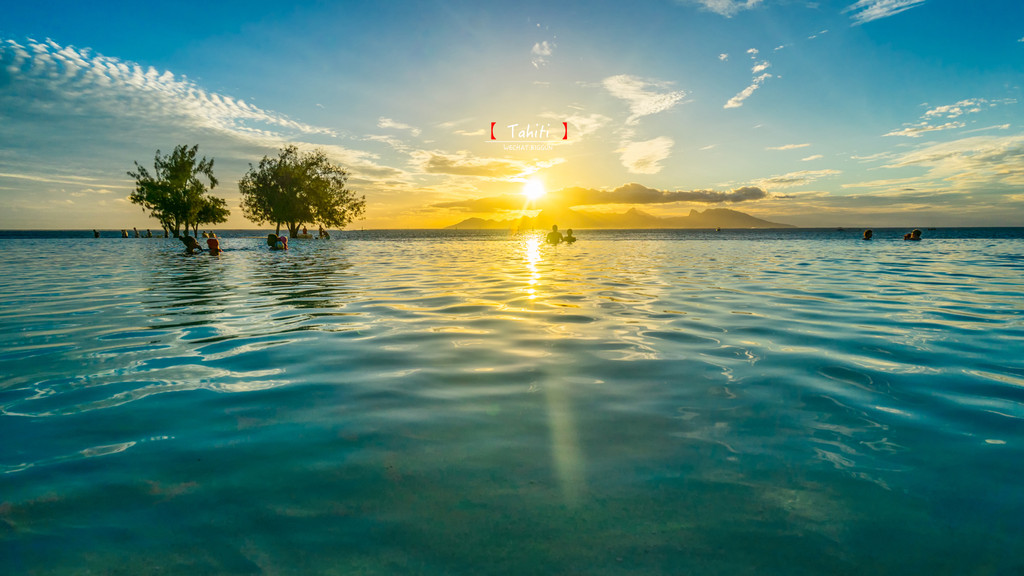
[2,229,1024,574]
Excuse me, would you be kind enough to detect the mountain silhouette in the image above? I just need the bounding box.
[445,207,794,229]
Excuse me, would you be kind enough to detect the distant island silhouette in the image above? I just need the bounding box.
[445,207,795,230]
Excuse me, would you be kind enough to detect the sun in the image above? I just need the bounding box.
[523,179,546,201]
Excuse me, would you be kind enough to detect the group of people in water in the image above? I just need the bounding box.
[545,225,577,245]
[862,228,923,241]
[181,233,223,255]
[176,226,334,255]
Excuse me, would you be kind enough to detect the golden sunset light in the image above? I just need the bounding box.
[523,179,547,202]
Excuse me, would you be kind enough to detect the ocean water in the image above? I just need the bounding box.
[2,229,1023,574]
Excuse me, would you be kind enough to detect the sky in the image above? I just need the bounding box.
[1,0,1022,229]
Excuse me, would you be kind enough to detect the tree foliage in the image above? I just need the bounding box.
[239,145,365,236]
[128,144,228,237]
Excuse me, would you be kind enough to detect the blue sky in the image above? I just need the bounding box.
[1,0,1022,229]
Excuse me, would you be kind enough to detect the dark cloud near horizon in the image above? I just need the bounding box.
[433,182,770,211]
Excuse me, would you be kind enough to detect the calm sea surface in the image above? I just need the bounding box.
[2,229,1023,574]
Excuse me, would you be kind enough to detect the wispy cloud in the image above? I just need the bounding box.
[844,0,927,25]
[724,73,771,109]
[618,137,674,174]
[801,154,823,161]
[885,134,1024,187]
[724,48,773,109]
[412,150,561,179]
[602,75,687,125]
[531,40,556,68]
[755,169,842,189]
[884,98,1015,137]
[540,112,612,143]
[884,121,965,138]
[377,117,421,137]
[767,143,811,150]
[685,0,762,17]
[1,37,337,141]
[719,53,729,61]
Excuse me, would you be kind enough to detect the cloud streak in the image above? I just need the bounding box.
[844,0,927,25]
[724,73,771,109]
[686,0,762,17]
[1,38,335,140]
[531,40,555,68]
[602,75,687,125]
[619,137,674,174]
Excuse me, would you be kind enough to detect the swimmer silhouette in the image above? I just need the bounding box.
[903,229,922,241]
[180,235,203,254]
[863,229,873,240]
[564,229,577,243]
[546,224,563,245]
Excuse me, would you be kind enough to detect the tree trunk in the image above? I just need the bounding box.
[275,222,281,235]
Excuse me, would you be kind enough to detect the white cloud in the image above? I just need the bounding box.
[719,53,729,61]
[688,0,762,17]
[751,61,770,73]
[378,117,421,136]
[724,73,771,109]
[602,75,687,125]
[767,143,811,150]
[531,40,555,68]
[844,0,927,25]
[962,124,1011,134]
[541,112,611,142]
[884,121,965,137]
[747,48,759,57]
[884,98,1014,137]
[923,99,986,118]
[801,154,823,161]
[619,137,674,174]
[1,38,336,140]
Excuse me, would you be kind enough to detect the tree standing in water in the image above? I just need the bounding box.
[128,145,227,237]
[239,145,365,237]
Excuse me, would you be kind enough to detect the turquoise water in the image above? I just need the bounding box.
[2,230,1023,574]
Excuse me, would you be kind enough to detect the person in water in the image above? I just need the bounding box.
[564,229,577,243]
[546,224,563,245]
[863,229,873,240]
[93,229,100,238]
[267,233,279,248]
[318,225,330,239]
[180,235,203,254]
[206,237,223,255]
[903,229,922,241]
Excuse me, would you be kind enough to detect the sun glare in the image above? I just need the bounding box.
[523,180,546,201]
